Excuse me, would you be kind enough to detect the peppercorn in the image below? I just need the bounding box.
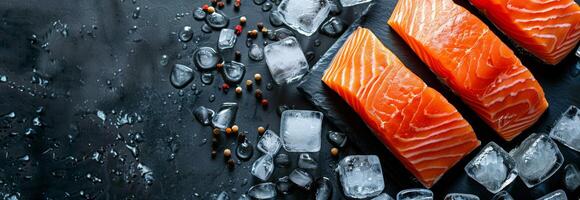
[257,126,266,135]
[225,127,232,135]
[240,16,247,25]
[207,6,215,14]
[234,0,241,8]
[247,30,258,38]
[257,22,264,30]
[212,138,219,148]
[232,125,239,134]
[217,1,225,8]
[227,159,235,168]
[224,148,232,158]
[216,63,224,69]
[211,150,217,158]
[261,99,269,107]
[235,86,242,95]
[254,89,263,99]
[331,148,339,157]
[202,4,209,11]
[237,132,247,142]
[235,50,241,61]
[222,83,230,90]
[210,0,217,5]
[245,80,253,88]
[234,25,243,35]
[213,128,220,137]
[261,27,268,33]
[254,73,262,81]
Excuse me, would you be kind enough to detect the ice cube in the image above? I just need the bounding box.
[536,189,567,200]
[280,110,322,152]
[314,177,333,200]
[218,29,237,61]
[275,153,290,168]
[372,193,394,200]
[340,0,372,7]
[251,154,274,181]
[264,37,309,85]
[223,61,246,83]
[510,133,563,188]
[564,164,580,191]
[211,102,238,130]
[491,191,513,200]
[298,153,318,169]
[336,155,384,199]
[396,189,433,200]
[464,142,517,193]
[289,168,314,189]
[257,130,282,155]
[549,105,580,152]
[444,193,479,200]
[247,182,277,199]
[327,131,347,147]
[216,191,230,200]
[276,0,331,36]
[170,64,194,88]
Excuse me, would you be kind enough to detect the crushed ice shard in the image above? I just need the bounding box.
[289,168,314,189]
[248,182,277,199]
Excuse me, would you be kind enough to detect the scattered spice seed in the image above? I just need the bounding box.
[207,6,215,14]
[217,1,225,8]
[216,63,224,69]
[235,50,241,61]
[254,89,263,99]
[240,16,247,25]
[237,131,247,142]
[225,127,232,135]
[261,99,269,107]
[257,22,264,30]
[234,1,241,8]
[235,86,242,95]
[232,125,239,134]
[234,25,243,35]
[247,30,258,38]
[261,27,268,33]
[331,148,339,157]
[245,80,253,88]
[224,148,232,158]
[257,126,266,135]
[210,0,217,5]
[227,159,235,168]
[254,73,262,81]
[212,138,219,148]
[213,128,220,137]
[202,4,209,11]
[222,83,230,90]
[211,150,217,158]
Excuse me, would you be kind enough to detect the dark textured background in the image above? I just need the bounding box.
[0,0,578,199]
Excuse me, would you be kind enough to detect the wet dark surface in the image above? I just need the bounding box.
[299,0,580,199]
[0,0,578,200]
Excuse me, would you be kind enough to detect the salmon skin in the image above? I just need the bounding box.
[321,27,481,188]
[388,0,549,141]
[470,0,580,65]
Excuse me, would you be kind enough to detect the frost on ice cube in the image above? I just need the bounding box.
[564,164,580,191]
[335,155,384,199]
[509,133,563,188]
[444,193,479,200]
[280,110,322,152]
[340,0,372,7]
[536,189,567,200]
[218,28,237,61]
[372,193,394,200]
[264,37,309,85]
[257,130,282,155]
[549,105,580,152]
[464,142,517,193]
[276,0,331,36]
[396,189,433,200]
[251,154,274,181]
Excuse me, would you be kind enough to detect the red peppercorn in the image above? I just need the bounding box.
[202,4,209,12]
[234,1,241,8]
[261,99,269,107]
[217,2,225,8]
[222,83,230,90]
[234,25,243,35]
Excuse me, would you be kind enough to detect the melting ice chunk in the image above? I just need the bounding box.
[276,0,331,36]
[549,105,580,152]
[372,193,394,200]
[464,142,517,193]
[340,0,372,7]
[336,155,384,199]
[251,154,274,181]
[211,102,238,130]
[564,164,580,191]
[193,106,215,126]
[314,177,333,200]
[247,182,277,199]
[396,189,433,200]
[289,168,314,189]
[280,110,322,152]
[509,133,563,188]
[193,47,219,70]
[327,131,347,147]
[264,37,309,85]
[536,190,567,200]
[444,193,479,200]
[170,64,194,88]
[298,153,318,169]
[257,130,282,155]
[218,29,237,61]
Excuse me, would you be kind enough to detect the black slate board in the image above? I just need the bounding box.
[298,0,580,199]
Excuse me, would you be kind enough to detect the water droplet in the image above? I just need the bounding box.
[193,47,219,70]
[269,11,284,27]
[178,26,194,42]
[1,112,15,118]
[160,55,169,66]
[201,73,215,85]
[97,110,106,122]
[246,38,254,47]
[0,75,7,82]
[223,61,246,83]
[193,7,206,20]
[262,2,273,11]
[170,64,195,88]
[132,7,141,19]
[269,28,294,41]
[205,12,229,29]
[236,138,254,161]
[137,163,154,185]
[320,17,345,37]
[248,44,264,61]
[314,39,321,47]
[266,83,273,90]
[253,0,267,5]
[209,94,216,102]
[32,117,42,126]
[201,24,212,33]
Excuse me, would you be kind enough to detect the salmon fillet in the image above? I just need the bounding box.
[470,0,580,65]
[388,0,549,141]
[321,27,481,188]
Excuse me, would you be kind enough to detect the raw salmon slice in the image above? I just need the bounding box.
[388,0,549,141]
[321,27,481,188]
[470,0,580,65]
